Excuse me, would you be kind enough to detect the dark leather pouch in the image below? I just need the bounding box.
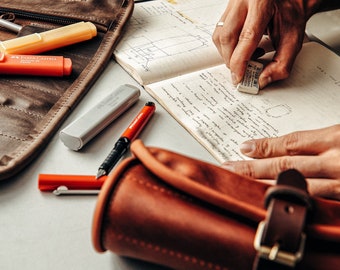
[0,0,134,180]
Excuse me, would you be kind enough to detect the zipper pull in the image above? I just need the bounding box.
[0,18,22,33]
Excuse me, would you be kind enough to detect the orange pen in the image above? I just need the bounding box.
[0,53,72,76]
[38,174,107,195]
[96,101,156,178]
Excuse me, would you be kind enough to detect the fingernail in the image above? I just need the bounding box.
[231,72,238,85]
[259,76,272,89]
[240,141,255,155]
[222,162,235,172]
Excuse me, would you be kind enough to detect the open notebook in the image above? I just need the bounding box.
[115,0,340,163]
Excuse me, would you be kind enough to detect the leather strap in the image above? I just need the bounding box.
[253,169,312,270]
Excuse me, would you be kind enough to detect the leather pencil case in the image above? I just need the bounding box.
[92,140,340,270]
[0,0,134,180]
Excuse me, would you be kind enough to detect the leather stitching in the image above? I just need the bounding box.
[114,231,228,270]
[0,132,27,141]
[130,175,194,203]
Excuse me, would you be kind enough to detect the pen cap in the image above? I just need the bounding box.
[0,21,97,55]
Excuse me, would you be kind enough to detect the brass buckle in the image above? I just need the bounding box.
[254,221,306,267]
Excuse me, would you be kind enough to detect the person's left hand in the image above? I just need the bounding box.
[222,125,340,200]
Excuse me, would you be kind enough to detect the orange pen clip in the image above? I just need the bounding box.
[38,174,107,195]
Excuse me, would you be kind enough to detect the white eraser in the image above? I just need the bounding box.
[59,84,140,151]
[237,61,263,94]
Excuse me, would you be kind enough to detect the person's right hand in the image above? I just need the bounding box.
[212,0,322,89]
[222,125,340,200]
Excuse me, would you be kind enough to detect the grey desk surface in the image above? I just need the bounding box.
[1,9,339,270]
[306,9,340,55]
[0,60,215,270]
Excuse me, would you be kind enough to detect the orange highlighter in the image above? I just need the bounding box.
[0,53,72,76]
[0,21,97,55]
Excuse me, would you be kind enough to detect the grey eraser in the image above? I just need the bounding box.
[59,84,140,151]
[237,61,263,94]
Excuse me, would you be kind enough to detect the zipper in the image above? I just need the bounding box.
[0,8,80,26]
[0,8,108,32]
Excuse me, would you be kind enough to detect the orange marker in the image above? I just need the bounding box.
[0,53,72,76]
[38,174,107,195]
[0,21,97,55]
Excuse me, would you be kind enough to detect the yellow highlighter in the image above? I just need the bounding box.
[0,21,97,55]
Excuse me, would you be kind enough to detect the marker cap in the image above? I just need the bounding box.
[63,58,72,76]
[0,53,72,76]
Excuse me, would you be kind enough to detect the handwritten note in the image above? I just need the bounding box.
[146,43,340,162]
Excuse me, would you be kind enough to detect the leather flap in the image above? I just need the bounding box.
[131,139,268,221]
[130,140,340,241]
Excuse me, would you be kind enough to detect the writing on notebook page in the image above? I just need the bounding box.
[146,43,340,163]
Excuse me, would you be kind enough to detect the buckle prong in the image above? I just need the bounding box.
[268,242,280,261]
[254,221,306,267]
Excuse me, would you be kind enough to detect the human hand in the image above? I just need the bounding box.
[222,125,340,200]
[212,0,322,89]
